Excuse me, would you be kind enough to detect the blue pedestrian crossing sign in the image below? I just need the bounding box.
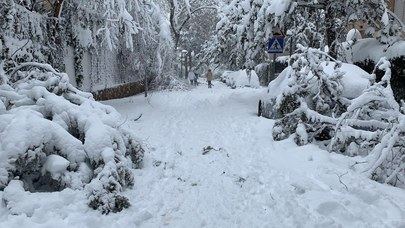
[267,36,285,53]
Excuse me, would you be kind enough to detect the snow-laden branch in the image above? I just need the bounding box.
[176,5,218,32]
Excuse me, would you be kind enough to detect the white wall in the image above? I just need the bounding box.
[87,49,121,92]
[63,46,140,92]
[395,0,405,23]
[63,46,77,88]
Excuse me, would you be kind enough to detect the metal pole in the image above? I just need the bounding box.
[271,53,277,81]
[290,37,293,57]
[185,53,189,80]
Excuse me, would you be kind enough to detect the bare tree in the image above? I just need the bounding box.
[167,0,217,49]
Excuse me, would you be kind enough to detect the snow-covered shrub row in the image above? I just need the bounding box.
[220,70,260,89]
[0,62,144,213]
[266,46,404,187]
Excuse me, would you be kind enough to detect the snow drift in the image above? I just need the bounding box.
[0,62,144,214]
[221,70,260,89]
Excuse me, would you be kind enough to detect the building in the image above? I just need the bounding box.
[389,0,405,23]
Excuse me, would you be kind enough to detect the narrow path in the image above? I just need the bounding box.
[1,82,403,227]
[107,82,405,227]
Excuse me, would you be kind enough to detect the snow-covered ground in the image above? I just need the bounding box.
[1,81,404,227]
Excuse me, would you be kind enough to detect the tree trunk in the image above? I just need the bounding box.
[168,0,180,50]
[324,3,336,58]
[144,75,148,97]
[54,0,64,18]
[185,51,189,79]
[187,51,192,72]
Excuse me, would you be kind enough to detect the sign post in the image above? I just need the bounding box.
[267,35,285,82]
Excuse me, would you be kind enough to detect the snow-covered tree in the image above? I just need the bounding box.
[0,0,173,90]
[0,62,144,213]
[270,50,404,187]
[200,0,275,70]
[271,45,345,144]
[165,0,217,49]
[329,58,404,187]
[283,5,326,55]
[0,0,178,213]
[178,1,218,54]
[202,0,402,70]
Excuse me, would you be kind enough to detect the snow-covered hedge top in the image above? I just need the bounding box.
[221,70,260,89]
[351,38,405,63]
[267,62,373,99]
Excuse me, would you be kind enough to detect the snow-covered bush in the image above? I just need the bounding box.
[268,54,404,188]
[264,45,372,116]
[269,46,349,143]
[221,70,260,89]
[0,62,144,213]
[330,58,404,187]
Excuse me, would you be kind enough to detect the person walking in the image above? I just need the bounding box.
[194,72,199,86]
[206,68,213,88]
[188,70,196,86]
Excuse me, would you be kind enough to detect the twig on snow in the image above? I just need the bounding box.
[132,114,143,122]
[202,146,222,155]
[335,171,349,191]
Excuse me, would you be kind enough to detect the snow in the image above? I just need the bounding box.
[267,66,292,97]
[351,38,405,63]
[0,63,145,213]
[268,62,373,99]
[346,29,362,42]
[1,81,404,227]
[0,110,86,173]
[73,25,93,48]
[42,155,70,177]
[221,69,260,89]
[268,0,291,17]
[382,10,389,26]
[323,62,373,99]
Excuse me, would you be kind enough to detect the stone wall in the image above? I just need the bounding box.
[92,80,145,101]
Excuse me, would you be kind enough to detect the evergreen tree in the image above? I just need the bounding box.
[202,0,401,69]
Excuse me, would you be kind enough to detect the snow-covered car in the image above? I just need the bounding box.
[220,69,260,89]
[258,62,374,118]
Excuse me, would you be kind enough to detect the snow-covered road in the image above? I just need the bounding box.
[107,82,405,227]
[1,81,404,227]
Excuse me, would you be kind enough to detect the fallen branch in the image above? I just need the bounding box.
[202,146,222,155]
[132,114,143,122]
[336,171,349,191]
